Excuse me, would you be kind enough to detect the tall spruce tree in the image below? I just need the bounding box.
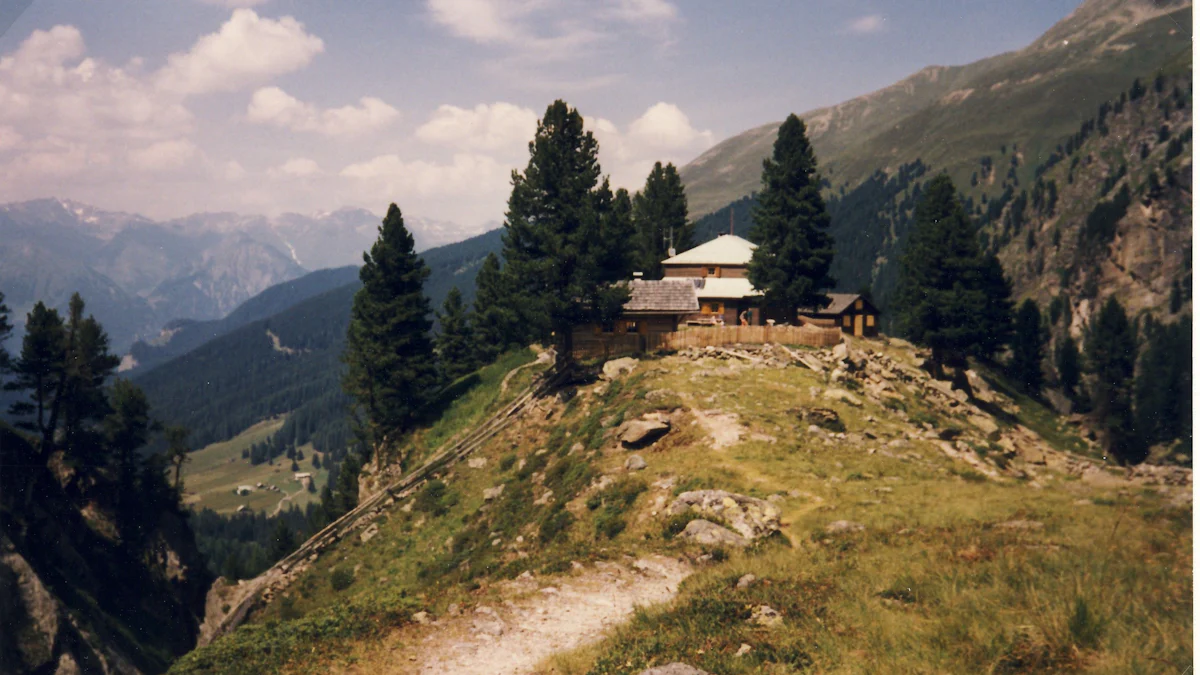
[7,302,65,442]
[1056,335,1082,401]
[1133,317,1191,448]
[1010,299,1046,395]
[56,294,121,459]
[470,253,527,365]
[747,114,836,318]
[1085,297,1141,463]
[894,174,1014,380]
[0,290,11,374]
[342,204,439,458]
[632,162,690,279]
[436,286,477,382]
[501,99,634,367]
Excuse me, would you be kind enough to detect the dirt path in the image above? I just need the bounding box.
[271,487,300,516]
[380,556,690,675]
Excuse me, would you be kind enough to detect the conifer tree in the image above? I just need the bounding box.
[7,302,65,442]
[342,204,439,456]
[0,290,11,374]
[268,519,297,560]
[56,294,121,458]
[1085,297,1141,463]
[470,252,527,365]
[165,425,191,493]
[1168,280,1183,314]
[1133,317,1191,447]
[1010,299,1046,395]
[632,162,690,279]
[747,114,836,317]
[1056,335,1082,401]
[501,100,634,367]
[436,286,477,382]
[894,174,1014,381]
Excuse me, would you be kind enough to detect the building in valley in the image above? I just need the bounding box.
[799,293,881,337]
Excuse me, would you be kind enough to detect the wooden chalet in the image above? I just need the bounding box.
[799,293,880,337]
[660,234,764,325]
[576,278,699,337]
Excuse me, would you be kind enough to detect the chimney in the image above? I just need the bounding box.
[667,247,676,257]
[632,271,644,279]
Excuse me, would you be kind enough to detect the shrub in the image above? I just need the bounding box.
[538,506,575,543]
[330,567,354,592]
[661,513,693,539]
[498,453,517,472]
[413,479,457,516]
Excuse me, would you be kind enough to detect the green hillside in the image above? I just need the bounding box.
[680,0,1192,218]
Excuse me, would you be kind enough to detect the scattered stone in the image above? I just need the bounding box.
[467,457,487,469]
[995,519,1044,531]
[483,485,505,501]
[795,406,845,432]
[668,490,781,540]
[735,643,753,657]
[825,520,865,534]
[602,357,639,380]
[359,523,379,544]
[676,519,750,548]
[736,574,757,589]
[569,442,584,455]
[637,664,712,675]
[822,389,863,407]
[619,418,671,449]
[625,455,648,471]
[412,611,433,625]
[750,604,783,627]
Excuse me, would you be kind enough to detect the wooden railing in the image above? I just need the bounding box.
[573,324,843,360]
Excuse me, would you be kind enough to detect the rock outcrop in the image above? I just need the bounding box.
[668,491,781,540]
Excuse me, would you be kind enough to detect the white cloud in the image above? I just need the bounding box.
[416,102,537,154]
[845,14,885,35]
[585,102,714,190]
[426,0,531,45]
[607,0,678,23]
[128,139,199,171]
[156,9,324,95]
[273,157,321,177]
[339,152,515,225]
[247,86,399,136]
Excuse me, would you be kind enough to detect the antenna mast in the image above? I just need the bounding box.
[729,208,734,236]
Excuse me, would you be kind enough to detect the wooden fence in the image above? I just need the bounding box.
[573,324,843,360]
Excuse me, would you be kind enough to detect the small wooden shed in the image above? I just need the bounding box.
[799,293,881,337]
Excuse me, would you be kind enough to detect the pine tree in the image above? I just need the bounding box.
[1085,297,1141,463]
[165,425,191,493]
[747,114,836,318]
[470,252,527,365]
[7,302,65,442]
[632,162,690,279]
[436,286,477,382]
[0,291,11,374]
[1056,335,1082,401]
[501,100,634,367]
[1133,317,1191,448]
[1009,299,1046,395]
[894,174,1014,378]
[342,204,439,457]
[268,519,297,560]
[56,294,121,458]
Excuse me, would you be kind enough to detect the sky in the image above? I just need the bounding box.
[0,0,1081,235]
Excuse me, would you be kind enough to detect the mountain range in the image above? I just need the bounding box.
[0,198,488,353]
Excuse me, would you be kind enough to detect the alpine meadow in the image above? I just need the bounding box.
[0,1,1192,674]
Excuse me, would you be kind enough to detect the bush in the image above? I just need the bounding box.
[594,510,627,539]
[538,506,575,543]
[498,453,517,472]
[330,567,354,592]
[661,513,693,539]
[413,479,457,516]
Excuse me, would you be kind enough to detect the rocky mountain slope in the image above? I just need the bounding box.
[171,338,1191,674]
[0,426,212,674]
[680,0,1192,218]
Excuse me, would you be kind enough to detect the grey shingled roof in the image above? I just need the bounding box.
[800,293,866,315]
[622,279,699,313]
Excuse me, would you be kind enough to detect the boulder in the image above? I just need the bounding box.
[638,664,712,675]
[676,520,749,548]
[796,407,845,433]
[619,419,671,449]
[602,357,638,380]
[825,520,865,534]
[822,388,863,407]
[736,573,757,589]
[625,455,648,471]
[668,490,781,540]
[467,457,487,469]
[750,604,783,627]
[483,485,505,501]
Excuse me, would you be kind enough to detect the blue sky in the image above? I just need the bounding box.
[0,0,1079,234]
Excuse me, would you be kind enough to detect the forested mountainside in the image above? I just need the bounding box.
[680,0,1192,218]
[690,61,1192,321]
[125,266,361,374]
